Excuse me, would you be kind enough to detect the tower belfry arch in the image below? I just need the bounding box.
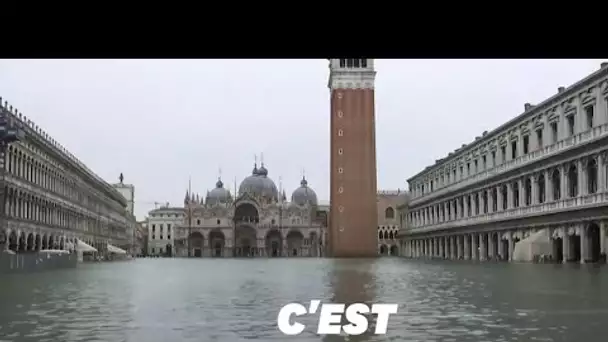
[327,58,378,258]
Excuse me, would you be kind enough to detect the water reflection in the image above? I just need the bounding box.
[1,259,608,341]
[323,259,376,342]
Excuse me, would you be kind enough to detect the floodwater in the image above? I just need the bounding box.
[0,258,607,342]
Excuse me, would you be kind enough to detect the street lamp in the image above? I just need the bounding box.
[0,104,25,245]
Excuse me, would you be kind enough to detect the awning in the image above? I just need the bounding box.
[107,243,127,255]
[77,239,98,253]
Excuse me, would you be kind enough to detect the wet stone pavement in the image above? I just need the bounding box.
[1,258,607,342]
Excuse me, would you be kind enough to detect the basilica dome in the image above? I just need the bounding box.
[291,177,318,206]
[239,163,279,201]
[206,179,232,205]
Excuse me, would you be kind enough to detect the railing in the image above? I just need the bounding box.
[406,191,608,234]
[410,124,608,206]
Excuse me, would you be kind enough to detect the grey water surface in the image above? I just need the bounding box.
[0,258,607,342]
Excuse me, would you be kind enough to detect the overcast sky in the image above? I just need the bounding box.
[1,59,605,220]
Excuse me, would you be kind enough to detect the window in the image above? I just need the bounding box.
[217,219,221,225]
[346,59,353,68]
[338,129,343,137]
[197,219,201,225]
[474,159,478,173]
[536,129,543,149]
[513,183,519,208]
[551,122,558,143]
[167,224,171,231]
[491,151,496,166]
[567,115,575,136]
[361,59,368,68]
[511,141,517,159]
[353,59,360,67]
[482,156,486,170]
[168,235,171,240]
[459,166,463,178]
[385,207,395,219]
[160,235,164,240]
[338,148,343,155]
[339,59,345,68]
[586,106,594,129]
[152,248,155,253]
[501,146,506,162]
[523,135,529,154]
[152,235,155,239]
[430,180,434,191]
[152,224,156,232]
[467,163,470,175]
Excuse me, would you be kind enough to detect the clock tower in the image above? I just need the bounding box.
[327,58,378,258]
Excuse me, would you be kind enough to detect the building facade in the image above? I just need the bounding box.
[146,163,327,257]
[401,62,608,263]
[328,58,378,257]
[0,99,134,255]
[377,190,408,256]
[146,206,182,256]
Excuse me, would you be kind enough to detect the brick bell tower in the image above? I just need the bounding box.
[327,58,378,258]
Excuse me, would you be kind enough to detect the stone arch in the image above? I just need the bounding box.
[235,224,256,257]
[18,231,26,252]
[188,231,204,256]
[208,229,225,257]
[390,245,399,256]
[383,231,388,239]
[266,229,282,257]
[385,207,395,219]
[586,222,601,263]
[379,244,388,256]
[234,202,259,224]
[286,230,304,256]
[26,232,35,251]
[8,230,18,252]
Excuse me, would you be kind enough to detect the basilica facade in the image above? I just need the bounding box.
[161,162,327,258]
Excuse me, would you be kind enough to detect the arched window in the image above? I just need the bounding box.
[525,178,532,206]
[385,207,395,219]
[339,59,346,68]
[552,169,561,200]
[537,174,545,204]
[466,196,471,216]
[482,191,488,213]
[389,231,394,239]
[568,164,578,197]
[492,188,498,211]
[383,231,388,239]
[501,185,508,210]
[378,231,382,239]
[587,158,598,194]
[513,182,520,208]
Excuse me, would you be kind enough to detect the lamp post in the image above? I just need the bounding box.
[0,103,25,249]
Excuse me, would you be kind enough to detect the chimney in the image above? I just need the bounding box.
[558,86,565,93]
[524,103,532,111]
[601,62,608,68]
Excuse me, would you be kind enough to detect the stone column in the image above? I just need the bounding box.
[507,183,514,209]
[580,224,589,263]
[463,196,469,218]
[560,227,568,263]
[496,186,502,211]
[486,190,493,214]
[497,233,505,260]
[487,232,494,259]
[463,235,470,260]
[508,234,514,261]
[470,195,476,217]
[451,236,457,260]
[479,234,487,261]
[471,234,478,261]
[560,164,568,198]
[545,169,553,202]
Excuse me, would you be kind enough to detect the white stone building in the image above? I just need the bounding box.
[0,98,134,255]
[146,207,182,256]
[401,62,608,264]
